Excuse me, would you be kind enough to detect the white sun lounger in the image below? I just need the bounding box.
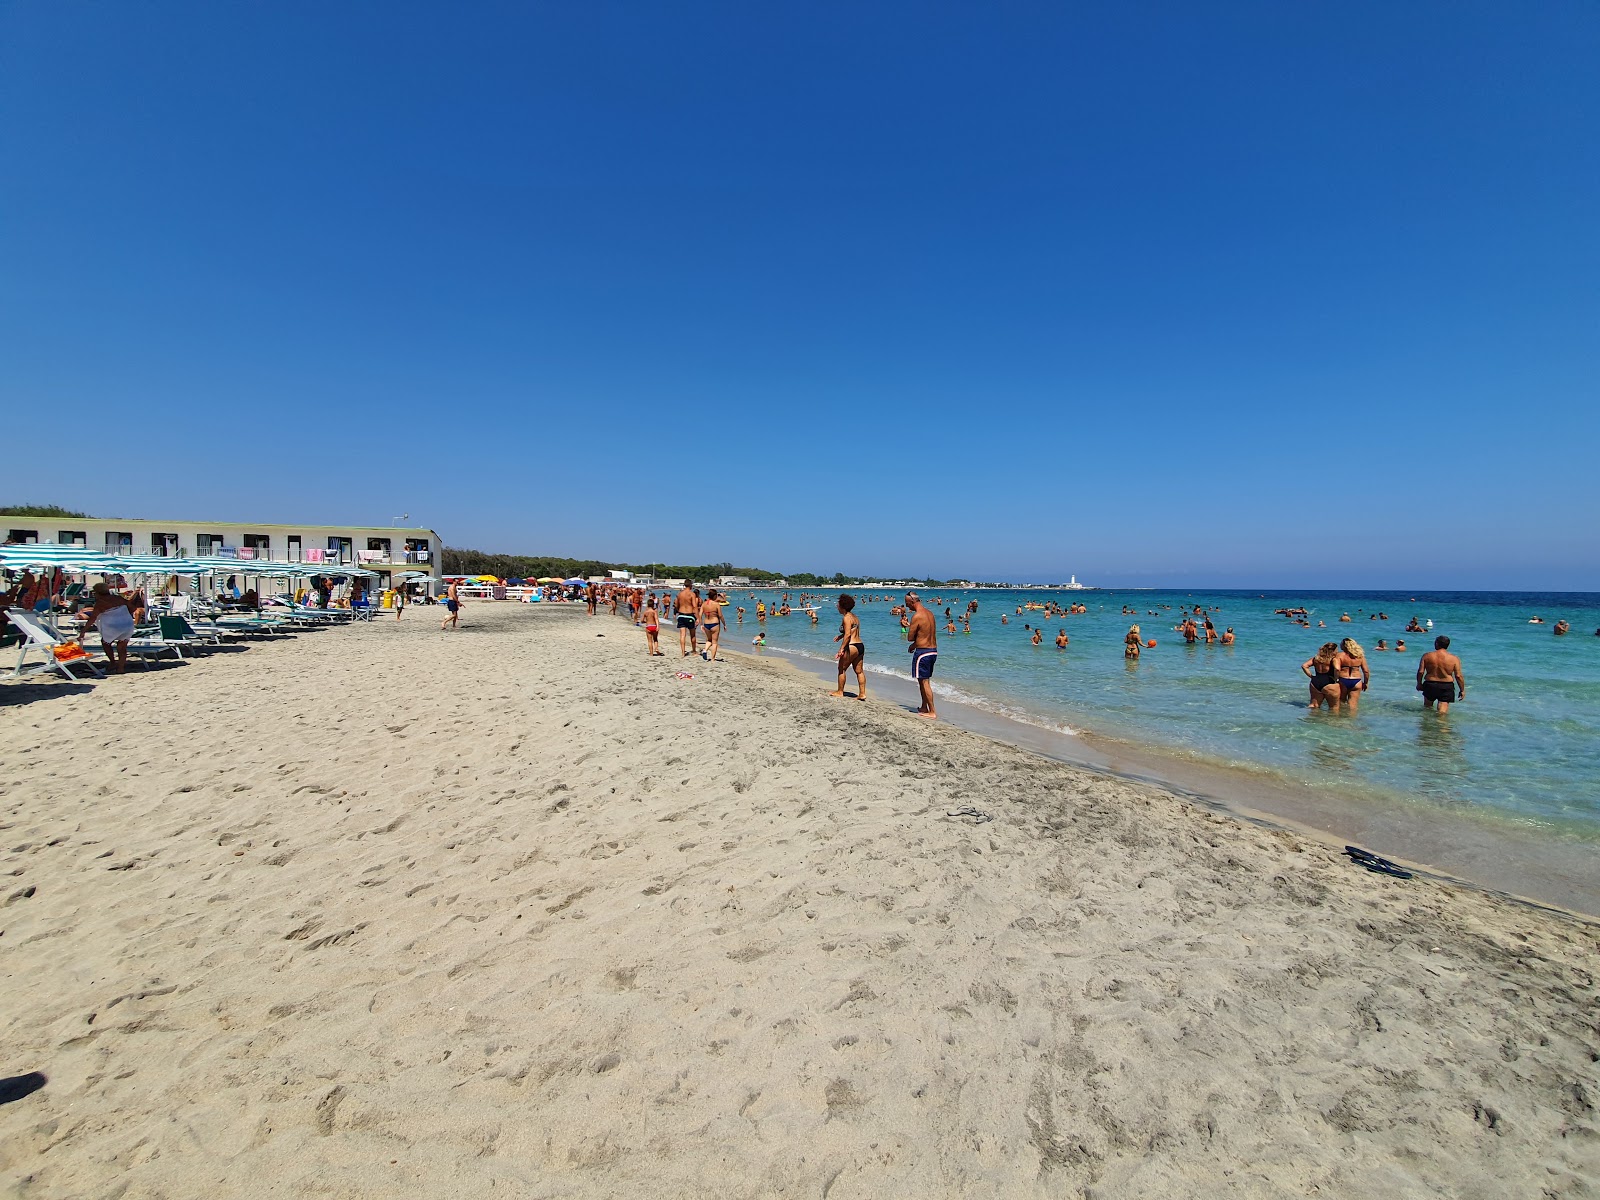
[5,608,104,682]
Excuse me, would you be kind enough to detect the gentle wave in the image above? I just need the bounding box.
[771,645,1082,738]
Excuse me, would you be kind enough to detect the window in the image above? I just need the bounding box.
[327,536,352,562]
[366,537,391,555]
[405,537,431,563]
[59,530,86,546]
[287,535,302,561]
[151,532,178,556]
[6,529,39,544]
[242,534,271,561]
[105,532,133,554]
[197,533,228,555]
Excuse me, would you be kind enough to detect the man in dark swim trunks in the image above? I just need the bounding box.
[675,583,700,658]
[906,590,938,719]
[1417,635,1465,714]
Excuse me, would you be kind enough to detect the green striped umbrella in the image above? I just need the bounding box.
[0,544,119,571]
[100,555,213,576]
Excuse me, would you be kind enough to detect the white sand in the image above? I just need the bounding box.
[1,602,1596,1198]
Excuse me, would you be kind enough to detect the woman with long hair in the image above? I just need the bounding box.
[1301,642,1341,709]
[1336,637,1370,710]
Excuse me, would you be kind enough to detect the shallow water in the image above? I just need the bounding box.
[725,588,1600,852]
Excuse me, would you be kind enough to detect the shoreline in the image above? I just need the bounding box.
[2,602,1596,1197]
[759,644,1600,920]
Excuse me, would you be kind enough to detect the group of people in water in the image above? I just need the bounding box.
[1301,635,1467,714]
[583,584,1599,726]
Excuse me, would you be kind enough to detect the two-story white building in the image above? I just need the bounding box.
[1,517,443,589]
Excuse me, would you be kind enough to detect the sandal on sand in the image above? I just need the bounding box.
[946,806,994,825]
[1344,845,1413,879]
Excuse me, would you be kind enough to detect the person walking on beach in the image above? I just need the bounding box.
[906,590,938,719]
[829,593,866,701]
[82,582,136,674]
[586,581,598,616]
[393,583,406,621]
[699,589,725,661]
[440,580,463,630]
[1417,635,1465,714]
[641,595,663,656]
[675,582,700,657]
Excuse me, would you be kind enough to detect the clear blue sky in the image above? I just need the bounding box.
[3,3,1596,588]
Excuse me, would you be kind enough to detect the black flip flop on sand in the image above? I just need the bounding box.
[1344,845,1414,880]
[947,806,994,825]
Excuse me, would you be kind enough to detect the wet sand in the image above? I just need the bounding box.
[1,602,1596,1198]
[770,647,1600,918]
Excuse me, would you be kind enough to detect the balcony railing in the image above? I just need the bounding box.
[57,542,435,570]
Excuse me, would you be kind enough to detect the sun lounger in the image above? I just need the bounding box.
[155,616,227,654]
[4,607,104,682]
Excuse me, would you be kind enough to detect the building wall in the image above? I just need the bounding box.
[1,518,442,580]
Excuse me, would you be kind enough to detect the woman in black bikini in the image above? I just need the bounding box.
[829,593,866,701]
[1302,642,1341,710]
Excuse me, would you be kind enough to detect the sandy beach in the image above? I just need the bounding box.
[1,601,1596,1198]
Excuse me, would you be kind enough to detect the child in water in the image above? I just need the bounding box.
[751,631,766,649]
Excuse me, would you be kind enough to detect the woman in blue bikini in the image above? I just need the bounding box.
[1336,638,1370,710]
[699,589,725,662]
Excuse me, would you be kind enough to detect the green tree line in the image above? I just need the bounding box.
[1,504,94,518]
[440,547,792,583]
[440,547,970,588]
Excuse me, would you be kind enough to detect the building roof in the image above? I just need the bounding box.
[20,517,439,536]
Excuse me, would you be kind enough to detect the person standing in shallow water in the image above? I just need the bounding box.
[1302,642,1340,709]
[1336,637,1370,711]
[829,593,866,701]
[1417,635,1465,714]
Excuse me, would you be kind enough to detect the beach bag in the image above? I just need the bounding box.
[52,641,89,663]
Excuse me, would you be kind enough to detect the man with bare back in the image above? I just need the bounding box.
[675,582,700,657]
[906,590,938,719]
[1417,635,1465,714]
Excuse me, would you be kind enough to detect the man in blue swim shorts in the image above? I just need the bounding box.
[905,590,938,719]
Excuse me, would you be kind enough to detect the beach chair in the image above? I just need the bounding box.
[4,607,104,682]
[170,613,247,643]
[157,615,228,652]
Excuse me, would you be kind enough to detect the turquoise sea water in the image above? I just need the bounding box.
[727,588,1600,847]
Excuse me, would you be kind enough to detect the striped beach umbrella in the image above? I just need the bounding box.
[101,555,214,576]
[0,544,120,571]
